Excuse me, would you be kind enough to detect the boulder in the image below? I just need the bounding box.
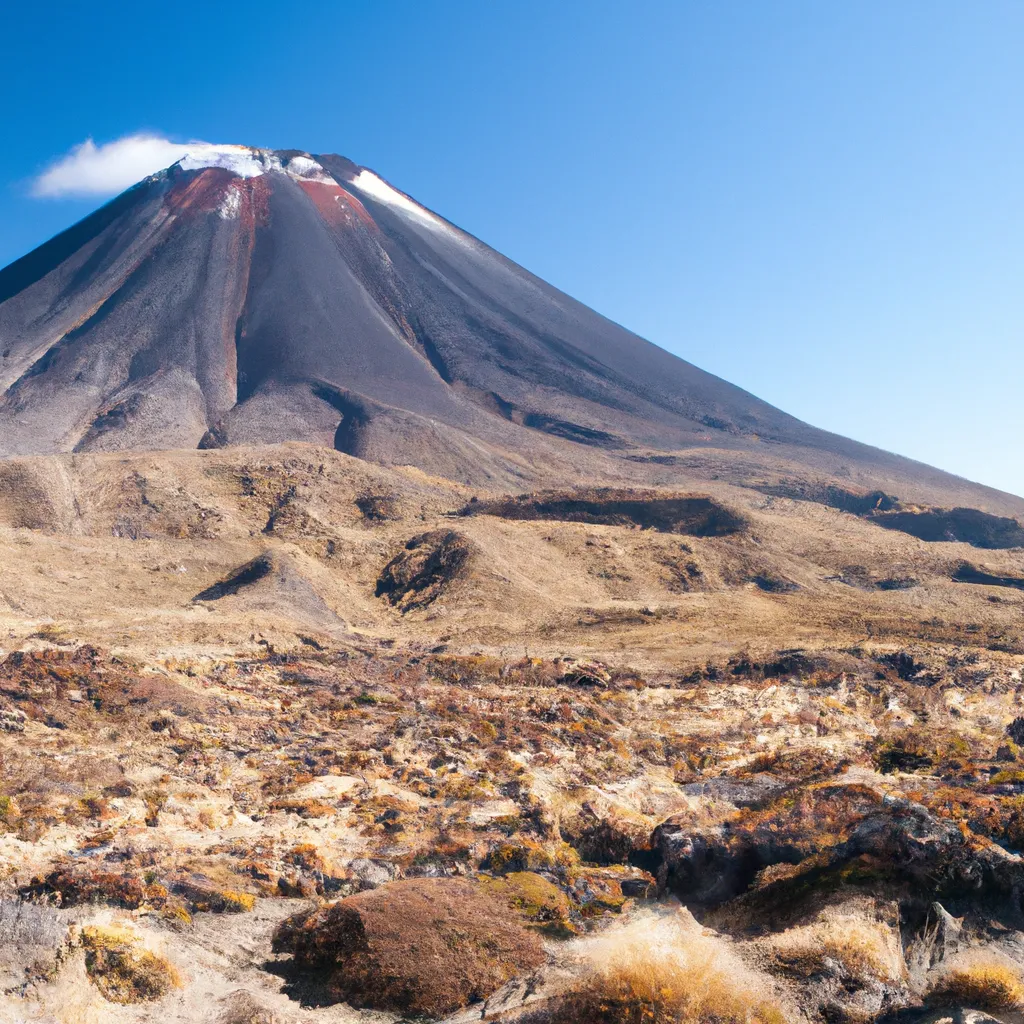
[652,782,1024,931]
[907,903,965,979]
[678,773,788,809]
[559,802,650,865]
[477,871,576,935]
[0,900,69,990]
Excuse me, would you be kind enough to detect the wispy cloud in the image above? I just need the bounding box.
[32,133,204,198]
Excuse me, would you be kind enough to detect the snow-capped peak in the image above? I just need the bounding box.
[174,147,334,185]
[177,144,267,178]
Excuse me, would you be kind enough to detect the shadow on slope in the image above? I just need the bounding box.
[872,508,1024,549]
[762,480,1024,550]
[193,551,346,632]
[758,481,899,516]
[458,489,744,537]
[952,563,1024,592]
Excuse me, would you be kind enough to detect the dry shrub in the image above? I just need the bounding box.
[272,877,544,1016]
[355,492,399,522]
[175,880,255,913]
[459,490,743,537]
[543,909,786,1024]
[872,727,972,775]
[81,924,180,1003]
[269,796,336,818]
[761,911,904,982]
[217,989,277,1023]
[20,867,160,910]
[375,530,472,610]
[928,959,1024,1011]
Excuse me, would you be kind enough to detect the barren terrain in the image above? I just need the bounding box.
[0,443,1022,1023]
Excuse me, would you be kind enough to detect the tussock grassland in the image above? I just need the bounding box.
[928,957,1024,1012]
[760,910,905,983]
[543,908,788,1024]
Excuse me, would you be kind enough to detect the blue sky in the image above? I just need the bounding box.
[2,1,1021,496]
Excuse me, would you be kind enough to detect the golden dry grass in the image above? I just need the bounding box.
[928,960,1024,1011]
[80,924,181,1004]
[550,910,787,1024]
[0,442,1020,665]
[761,912,904,982]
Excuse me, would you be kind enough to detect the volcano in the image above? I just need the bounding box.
[0,146,1018,509]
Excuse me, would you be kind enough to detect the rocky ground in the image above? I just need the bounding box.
[3,641,1024,1023]
[1,444,1023,1022]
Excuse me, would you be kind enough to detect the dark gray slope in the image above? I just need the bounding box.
[0,148,1019,513]
[232,176,460,417]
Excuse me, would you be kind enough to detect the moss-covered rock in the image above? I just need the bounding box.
[570,865,654,916]
[478,870,576,935]
[486,836,580,876]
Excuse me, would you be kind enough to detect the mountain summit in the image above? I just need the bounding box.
[0,146,1018,509]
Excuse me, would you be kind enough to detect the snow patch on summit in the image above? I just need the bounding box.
[283,155,335,184]
[177,147,336,187]
[178,144,265,178]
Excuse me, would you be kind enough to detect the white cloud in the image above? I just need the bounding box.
[30,135,336,200]
[31,133,207,198]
